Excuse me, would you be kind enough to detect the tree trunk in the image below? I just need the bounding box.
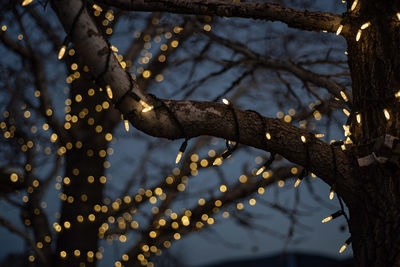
[55,146,106,267]
[345,2,400,266]
[55,54,118,266]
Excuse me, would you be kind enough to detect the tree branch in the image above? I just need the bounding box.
[0,215,48,264]
[95,0,342,33]
[51,0,354,197]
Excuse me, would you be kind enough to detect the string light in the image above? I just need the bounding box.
[329,187,335,200]
[58,45,67,60]
[222,98,230,105]
[139,100,153,113]
[339,237,352,253]
[342,109,350,117]
[256,166,265,176]
[265,132,271,140]
[395,90,400,98]
[397,13,400,21]
[106,85,113,99]
[212,157,223,166]
[336,25,343,35]
[340,91,348,102]
[294,178,302,188]
[301,135,306,143]
[92,4,103,12]
[361,22,371,30]
[383,109,390,120]
[21,0,33,6]
[175,139,188,164]
[350,0,358,11]
[356,29,362,41]
[343,125,350,136]
[322,211,343,223]
[124,120,129,132]
[356,113,361,124]
[110,45,118,52]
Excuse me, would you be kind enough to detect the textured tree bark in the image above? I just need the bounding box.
[49,0,400,266]
[55,146,106,267]
[345,2,400,267]
[54,54,119,266]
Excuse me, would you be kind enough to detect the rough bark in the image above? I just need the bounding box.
[345,2,400,267]
[95,0,343,33]
[51,0,353,196]
[54,54,117,266]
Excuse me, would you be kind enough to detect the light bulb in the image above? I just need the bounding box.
[294,178,301,188]
[22,0,33,6]
[383,109,390,120]
[356,113,361,124]
[213,157,222,166]
[124,120,129,132]
[356,29,362,41]
[336,25,343,35]
[329,189,335,200]
[222,98,229,105]
[139,100,153,113]
[265,132,271,140]
[106,85,113,99]
[92,4,103,12]
[339,243,348,253]
[340,91,348,102]
[350,0,358,11]
[301,136,306,143]
[361,22,371,30]
[58,45,66,60]
[175,151,183,164]
[256,166,265,176]
[322,216,333,223]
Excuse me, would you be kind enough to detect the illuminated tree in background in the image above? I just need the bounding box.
[0,0,399,267]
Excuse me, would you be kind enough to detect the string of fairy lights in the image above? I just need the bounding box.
[11,0,400,265]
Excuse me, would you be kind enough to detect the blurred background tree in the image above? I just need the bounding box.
[1,0,399,267]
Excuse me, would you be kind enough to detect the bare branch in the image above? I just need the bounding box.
[0,215,48,264]
[51,0,354,196]
[95,0,343,33]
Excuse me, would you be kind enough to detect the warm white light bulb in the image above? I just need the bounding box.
[175,151,183,164]
[301,136,306,143]
[343,109,350,117]
[294,178,301,188]
[58,45,66,60]
[222,98,229,105]
[213,157,223,166]
[22,0,33,6]
[336,25,343,35]
[340,91,348,102]
[329,189,335,200]
[356,113,361,124]
[383,109,390,120]
[106,85,113,99]
[92,4,103,12]
[124,120,129,132]
[139,100,153,113]
[361,22,371,30]
[265,132,271,140]
[356,29,362,41]
[339,243,348,253]
[256,166,265,176]
[322,216,333,223]
[350,0,358,11]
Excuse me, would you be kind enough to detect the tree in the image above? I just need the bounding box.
[0,0,399,267]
